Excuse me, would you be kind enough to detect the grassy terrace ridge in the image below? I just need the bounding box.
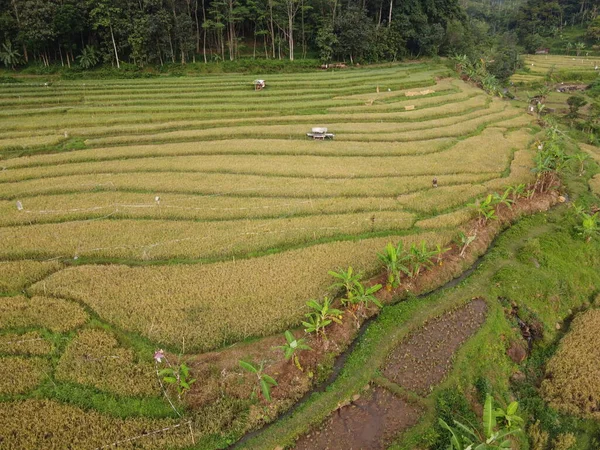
[0,62,563,449]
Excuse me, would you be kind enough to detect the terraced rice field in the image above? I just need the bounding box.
[0,63,538,448]
[512,54,600,84]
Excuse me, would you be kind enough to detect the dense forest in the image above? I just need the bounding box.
[0,0,597,71]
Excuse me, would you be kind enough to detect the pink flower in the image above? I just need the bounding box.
[154,349,165,363]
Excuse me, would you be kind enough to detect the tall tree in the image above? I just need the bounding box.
[89,0,124,68]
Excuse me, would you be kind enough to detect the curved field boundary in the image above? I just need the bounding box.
[234,202,563,450]
[0,63,542,449]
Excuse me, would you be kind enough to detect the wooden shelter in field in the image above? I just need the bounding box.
[306,127,335,140]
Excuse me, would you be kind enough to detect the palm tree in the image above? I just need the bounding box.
[0,41,21,70]
[77,45,100,69]
[575,42,586,57]
[565,41,573,55]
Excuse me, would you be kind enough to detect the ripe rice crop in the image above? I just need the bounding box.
[328,91,479,113]
[0,135,65,151]
[541,309,600,420]
[0,400,192,449]
[0,97,494,150]
[55,329,158,397]
[581,143,600,162]
[29,230,454,351]
[0,95,486,139]
[0,260,63,293]
[0,331,53,356]
[396,184,488,213]
[0,193,405,226]
[342,109,521,142]
[521,55,599,73]
[491,114,535,129]
[0,295,89,332]
[0,211,415,261]
[1,131,513,182]
[415,208,472,230]
[483,148,536,191]
[0,171,497,200]
[79,104,515,147]
[513,55,600,84]
[1,139,456,169]
[0,357,50,395]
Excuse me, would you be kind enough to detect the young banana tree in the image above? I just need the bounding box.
[456,231,477,258]
[302,297,343,338]
[407,241,441,277]
[439,394,522,449]
[239,360,278,402]
[577,211,600,242]
[377,241,410,289]
[469,195,497,225]
[274,330,312,371]
[328,266,361,300]
[349,282,383,309]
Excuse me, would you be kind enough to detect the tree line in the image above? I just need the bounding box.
[0,0,465,68]
[0,0,597,71]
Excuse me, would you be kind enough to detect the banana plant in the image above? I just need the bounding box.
[302,314,328,336]
[274,330,312,371]
[377,241,410,289]
[452,54,470,73]
[577,211,599,242]
[434,243,451,265]
[328,266,361,300]
[495,401,524,430]
[346,281,383,309]
[239,360,278,402]
[407,241,441,277]
[572,152,589,176]
[302,297,343,337]
[492,190,514,209]
[439,394,522,449]
[469,195,497,225]
[506,184,526,202]
[154,349,196,401]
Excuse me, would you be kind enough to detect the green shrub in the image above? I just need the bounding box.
[431,388,478,450]
[0,75,22,83]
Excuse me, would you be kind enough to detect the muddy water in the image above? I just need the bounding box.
[383,299,488,395]
[294,387,423,450]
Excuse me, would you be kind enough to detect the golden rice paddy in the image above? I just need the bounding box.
[0,63,538,448]
[512,54,600,84]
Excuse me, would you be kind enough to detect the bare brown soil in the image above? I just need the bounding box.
[382,299,487,395]
[293,387,423,450]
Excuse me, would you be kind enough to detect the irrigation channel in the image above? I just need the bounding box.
[232,222,507,449]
